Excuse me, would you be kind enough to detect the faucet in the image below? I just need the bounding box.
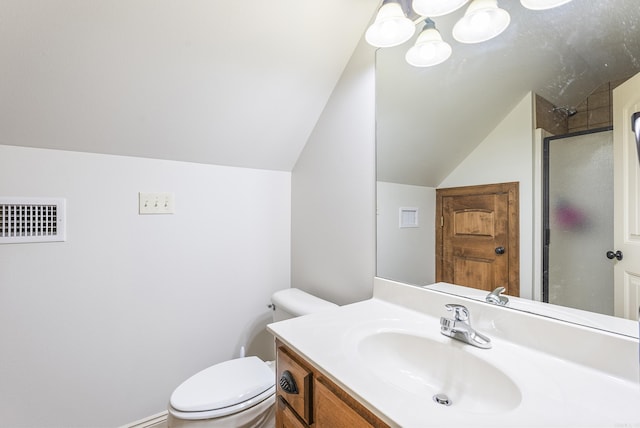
[486,286,509,306]
[440,304,491,349]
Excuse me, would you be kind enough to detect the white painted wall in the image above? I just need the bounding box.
[0,145,290,427]
[439,92,535,299]
[291,37,377,306]
[376,182,436,285]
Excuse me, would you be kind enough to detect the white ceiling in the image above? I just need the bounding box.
[376,0,640,187]
[0,0,379,171]
[3,1,638,180]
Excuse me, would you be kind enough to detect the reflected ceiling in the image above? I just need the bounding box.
[376,0,640,187]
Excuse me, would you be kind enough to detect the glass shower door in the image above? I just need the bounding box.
[544,129,614,315]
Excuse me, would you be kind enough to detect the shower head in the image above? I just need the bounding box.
[552,106,578,117]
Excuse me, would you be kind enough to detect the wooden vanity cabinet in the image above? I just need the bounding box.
[275,340,389,428]
[276,342,313,425]
[277,396,308,428]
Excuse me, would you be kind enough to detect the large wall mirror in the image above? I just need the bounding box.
[375,0,640,336]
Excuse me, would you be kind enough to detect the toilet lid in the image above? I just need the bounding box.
[170,356,275,412]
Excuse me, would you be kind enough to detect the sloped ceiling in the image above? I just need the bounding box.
[376,0,640,187]
[0,0,379,171]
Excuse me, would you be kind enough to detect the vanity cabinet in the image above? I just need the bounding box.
[275,340,389,428]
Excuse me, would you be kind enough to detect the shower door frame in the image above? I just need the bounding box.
[542,126,614,304]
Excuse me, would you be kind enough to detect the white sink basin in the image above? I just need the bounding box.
[357,331,522,414]
[271,282,640,427]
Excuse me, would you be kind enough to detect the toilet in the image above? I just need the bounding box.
[167,288,338,428]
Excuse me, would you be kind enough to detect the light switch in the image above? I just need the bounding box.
[139,192,175,214]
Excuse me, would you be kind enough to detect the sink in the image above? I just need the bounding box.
[357,331,522,414]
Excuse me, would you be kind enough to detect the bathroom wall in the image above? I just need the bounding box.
[536,76,634,136]
[567,76,632,133]
[0,145,291,427]
[439,93,535,298]
[291,36,377,306]
[376,182,436,285]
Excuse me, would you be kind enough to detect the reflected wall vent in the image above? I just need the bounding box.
[0,198,66,244]
[399,207,419,228]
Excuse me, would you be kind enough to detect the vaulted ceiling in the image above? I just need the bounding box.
[0,0,379,171]
[2,1,639,181]
[376,0,640,187]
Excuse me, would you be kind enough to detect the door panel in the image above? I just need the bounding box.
[544,129,614,314]
[613,71,640,320]
[453,257,494,291]
[436,183,519,296]
[453,210,495,236]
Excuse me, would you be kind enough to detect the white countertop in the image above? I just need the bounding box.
[425,282,639,338]
[267,278,640,427]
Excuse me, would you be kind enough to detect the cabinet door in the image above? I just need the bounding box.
[276,396,308,428]
[314,378,377,428]
[276,345,313,424]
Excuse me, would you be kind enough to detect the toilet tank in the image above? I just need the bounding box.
[270,288,338,322]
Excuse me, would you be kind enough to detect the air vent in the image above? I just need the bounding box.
[0,198,66,244]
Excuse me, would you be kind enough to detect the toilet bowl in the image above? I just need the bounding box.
[168,357,275,428]
[167,288,337,427]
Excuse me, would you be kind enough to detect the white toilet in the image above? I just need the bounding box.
[167,288,338,428]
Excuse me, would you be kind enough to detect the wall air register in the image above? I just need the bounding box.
[0,198,66,244]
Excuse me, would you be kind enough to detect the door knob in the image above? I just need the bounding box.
[606,250,623,261]
[495,246,505,255]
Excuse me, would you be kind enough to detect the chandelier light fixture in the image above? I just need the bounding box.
[365,1,416,48]
[405,19,452,67]
[452,0,510,44]
[366,0,573,67]
[412,0,469,17]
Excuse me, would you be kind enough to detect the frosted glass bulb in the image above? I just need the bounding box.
[469,10,491,29]
[365,2,416,48]
[405,25,452,67]
[412,0,469,17]
[452,0,510,44]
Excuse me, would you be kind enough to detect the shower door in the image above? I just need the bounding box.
[543,128,614,315]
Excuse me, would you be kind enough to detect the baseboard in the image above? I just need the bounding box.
[121,411,168,428]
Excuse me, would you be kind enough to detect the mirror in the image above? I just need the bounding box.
[375,0,640,337]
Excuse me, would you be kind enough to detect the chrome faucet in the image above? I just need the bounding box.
[440,304,492,349]
[486,286,509,306]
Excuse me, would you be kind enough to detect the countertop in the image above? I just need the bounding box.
[267,278,640,427]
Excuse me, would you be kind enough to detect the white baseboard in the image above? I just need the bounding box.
[121,411,168,428]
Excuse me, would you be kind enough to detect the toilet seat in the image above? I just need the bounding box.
[169,357,275,420]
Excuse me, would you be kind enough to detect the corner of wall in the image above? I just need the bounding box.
[290,37,377,305]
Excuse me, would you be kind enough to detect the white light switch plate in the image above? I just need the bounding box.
[139,192,175,214]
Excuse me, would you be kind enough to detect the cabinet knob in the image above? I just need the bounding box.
[279,370,298,394]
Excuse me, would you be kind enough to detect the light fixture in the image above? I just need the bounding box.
[632,112,640,165]
[452,0,510,44]
[405,19,452,67]
[520,0,573,10]
[365,0,551,68]
[412,0,469,17]
[365,0,416,48]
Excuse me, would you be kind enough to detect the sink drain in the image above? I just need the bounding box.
[433,393,452,406]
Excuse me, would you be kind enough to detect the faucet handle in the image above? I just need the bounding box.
[486,286,509,305]
[490,286,506,295]
[445,304,469,322]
